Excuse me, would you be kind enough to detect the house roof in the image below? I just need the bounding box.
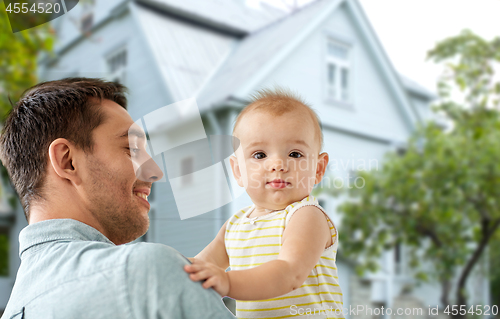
[195,0,339,111]
[399,73,437,100]
[136,0,285,35]
[132,0,435,127]
[133,3,238,102]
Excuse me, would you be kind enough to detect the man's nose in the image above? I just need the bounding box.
[136,156,164,182]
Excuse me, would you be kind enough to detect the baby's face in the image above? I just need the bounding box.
[230,109,328,210]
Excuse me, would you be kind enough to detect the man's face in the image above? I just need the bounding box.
[79,99,163,245]
[232,109,327,211]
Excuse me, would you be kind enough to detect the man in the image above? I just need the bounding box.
[0,78,235,319]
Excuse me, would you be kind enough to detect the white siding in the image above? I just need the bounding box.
[42,8,172,121]
[135,5,237,102]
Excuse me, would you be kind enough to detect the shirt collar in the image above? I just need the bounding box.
[19,218,115,258]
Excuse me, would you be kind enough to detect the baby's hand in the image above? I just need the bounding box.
[184,259,230,297]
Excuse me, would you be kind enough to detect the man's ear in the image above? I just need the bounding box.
[229,155,244,187]
[315,152,329,184]
[48,138,82,185]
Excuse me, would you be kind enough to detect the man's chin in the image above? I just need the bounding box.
[110,216,149,245]
[133,216,150,241]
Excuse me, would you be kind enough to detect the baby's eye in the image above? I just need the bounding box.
[252,152,266,160]
[289,152,302,158]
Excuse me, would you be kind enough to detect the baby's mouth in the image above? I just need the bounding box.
[267,179,290,189]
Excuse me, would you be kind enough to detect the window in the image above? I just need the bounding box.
[372,302,387,319]
[106,47,127,84]
[80,14,93,33]
[394,242,404,275]
[326,40,351,103]
[79,0,95,33]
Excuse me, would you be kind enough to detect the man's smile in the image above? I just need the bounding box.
[133,187,150,206]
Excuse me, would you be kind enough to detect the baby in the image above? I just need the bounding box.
[184,88,344,319]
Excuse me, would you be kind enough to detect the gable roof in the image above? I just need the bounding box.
[132,0,434,128]
[136,0,285,35]
[399,73,437,100]
[193,0,424,129]
[195,0,340,111]
[346,0,422,126]
[133,3,238,102]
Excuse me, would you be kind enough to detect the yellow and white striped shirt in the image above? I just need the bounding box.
[225,196,344,319]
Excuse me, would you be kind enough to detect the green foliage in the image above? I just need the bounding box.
[0,1,55,277]
[318,30,500,305]
[0,0,54,120]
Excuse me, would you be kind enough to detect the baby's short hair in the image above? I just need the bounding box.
[233,87,323,151]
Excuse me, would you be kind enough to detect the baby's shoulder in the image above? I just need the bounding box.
[227,204,253,222]
[284,196,328,224]
[285,195,323,213]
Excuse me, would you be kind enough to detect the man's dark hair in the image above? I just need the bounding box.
[0,77,128,221]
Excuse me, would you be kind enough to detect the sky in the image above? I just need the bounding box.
[263,0,500,93]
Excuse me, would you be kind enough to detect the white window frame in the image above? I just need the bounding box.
[324,36,354,107]
[105,46,127,84]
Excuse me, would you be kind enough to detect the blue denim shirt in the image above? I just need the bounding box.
[1,219,235,319]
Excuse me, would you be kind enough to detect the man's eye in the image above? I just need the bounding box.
[289,152,302,158]
[127,147,140,156]
[252,152,266,160]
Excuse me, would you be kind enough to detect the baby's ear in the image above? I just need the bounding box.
[315,152,329,184]
[229,155,244,187]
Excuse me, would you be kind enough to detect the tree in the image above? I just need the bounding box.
[0,1,54,276]
[318,30,500,316]
[0,0,54,119]
[490,232,500,312]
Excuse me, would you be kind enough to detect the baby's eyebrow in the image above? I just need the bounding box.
[247,141,267,149]
[290,140,309,147]
[246,140,311,149]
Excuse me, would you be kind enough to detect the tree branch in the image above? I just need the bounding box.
[468,194,491,222]
[456,217,500,305]
[416,224,443,248]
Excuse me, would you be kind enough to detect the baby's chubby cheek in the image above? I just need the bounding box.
[247,173,263,188]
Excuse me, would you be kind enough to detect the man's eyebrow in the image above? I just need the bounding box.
[118,129,146,139]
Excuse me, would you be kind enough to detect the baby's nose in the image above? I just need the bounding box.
[267,158,287,172]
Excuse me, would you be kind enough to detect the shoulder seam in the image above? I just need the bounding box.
[285,203,325,227]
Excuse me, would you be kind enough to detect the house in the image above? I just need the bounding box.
[0,0,490,316]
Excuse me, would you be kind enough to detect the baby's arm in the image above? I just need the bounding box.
[185,206,332,300]
[190,219,229,269]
